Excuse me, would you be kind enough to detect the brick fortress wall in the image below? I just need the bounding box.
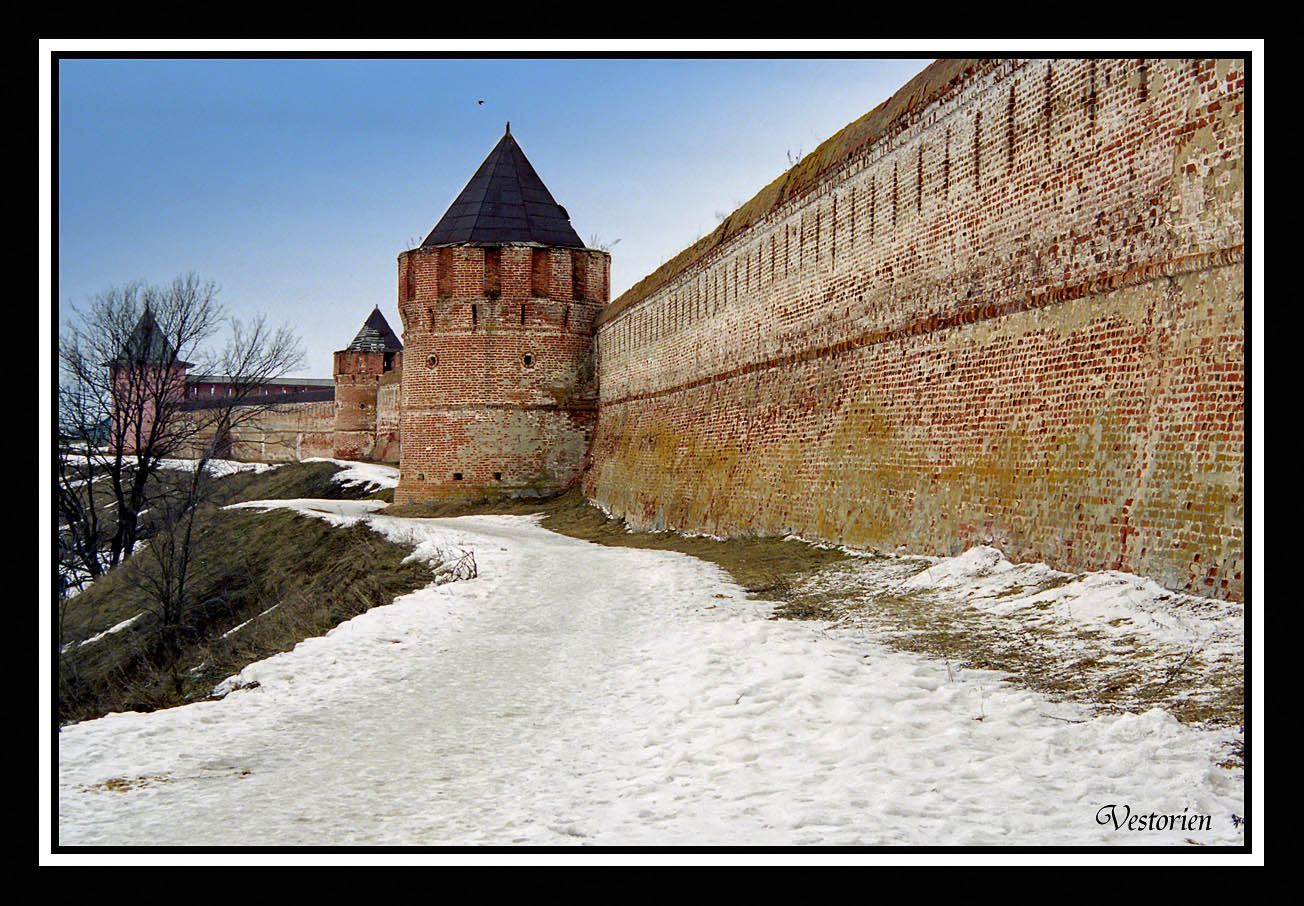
[374,370,401,463]
[584,58,1245,600]
[181,397,337,463]
[393,243,609,503]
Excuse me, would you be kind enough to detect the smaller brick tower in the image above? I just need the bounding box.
[332,306,403,461]
[394,124,610,503]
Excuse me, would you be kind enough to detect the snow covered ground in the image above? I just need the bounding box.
[898,545,1241,656]
[57,501,1244,847]
[154,458,282,478]
[302,459,400,492]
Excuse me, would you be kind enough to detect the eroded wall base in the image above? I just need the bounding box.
[586,263,1244,600]
[394,405,595,504]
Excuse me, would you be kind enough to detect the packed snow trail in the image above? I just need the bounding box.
[58,504,1243,846]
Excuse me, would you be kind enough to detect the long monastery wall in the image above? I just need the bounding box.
[585,58,1246,600]
[183,400,337,463]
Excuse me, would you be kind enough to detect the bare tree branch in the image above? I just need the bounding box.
[57,273,304,667]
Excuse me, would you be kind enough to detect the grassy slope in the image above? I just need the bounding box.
[58,462,428,725]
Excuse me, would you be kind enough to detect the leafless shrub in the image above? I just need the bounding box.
[431,549,477,584]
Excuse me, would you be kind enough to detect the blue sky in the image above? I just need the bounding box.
[57,56,932,377]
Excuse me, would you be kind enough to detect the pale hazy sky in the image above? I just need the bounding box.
[56,54,935,377]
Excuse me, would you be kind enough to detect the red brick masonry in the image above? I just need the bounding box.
[393,244,608,502]
[182,58,1245,602]
[585,58,1245,600]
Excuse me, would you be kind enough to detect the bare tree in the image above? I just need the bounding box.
[58,276,221,587]
[56,274,303,656]
[121,314,303,679]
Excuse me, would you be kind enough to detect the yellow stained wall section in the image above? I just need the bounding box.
[586,58,1245,600]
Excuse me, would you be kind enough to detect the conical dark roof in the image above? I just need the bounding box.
[109,307,192,367]
[346,307,403,353]
[421,125,585,249]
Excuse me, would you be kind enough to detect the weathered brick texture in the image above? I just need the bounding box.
[373,371,402,463]
[181,401,337,463]
[333,348,403,461]
[393,244,608,503]
[584,58,1245,600]
[141,59,1244,601]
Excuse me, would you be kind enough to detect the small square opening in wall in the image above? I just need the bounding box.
[494,472,502,481]
[523,353,534,367]
[453,473,463,481]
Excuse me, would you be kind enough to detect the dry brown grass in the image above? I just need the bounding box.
[81,774,173,793]
[58,462,434,726]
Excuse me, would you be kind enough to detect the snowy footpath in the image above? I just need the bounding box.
[58,501,1244,846]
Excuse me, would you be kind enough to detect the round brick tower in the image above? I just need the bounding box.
[393,125,610,504]
[333,306,403,461]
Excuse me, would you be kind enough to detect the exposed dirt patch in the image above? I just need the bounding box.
[81,774,172,793]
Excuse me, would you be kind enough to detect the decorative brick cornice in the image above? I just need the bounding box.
[601,245,1244,408]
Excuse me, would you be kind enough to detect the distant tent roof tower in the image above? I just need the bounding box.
[346,307,403,353]
[108,306,193,368]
